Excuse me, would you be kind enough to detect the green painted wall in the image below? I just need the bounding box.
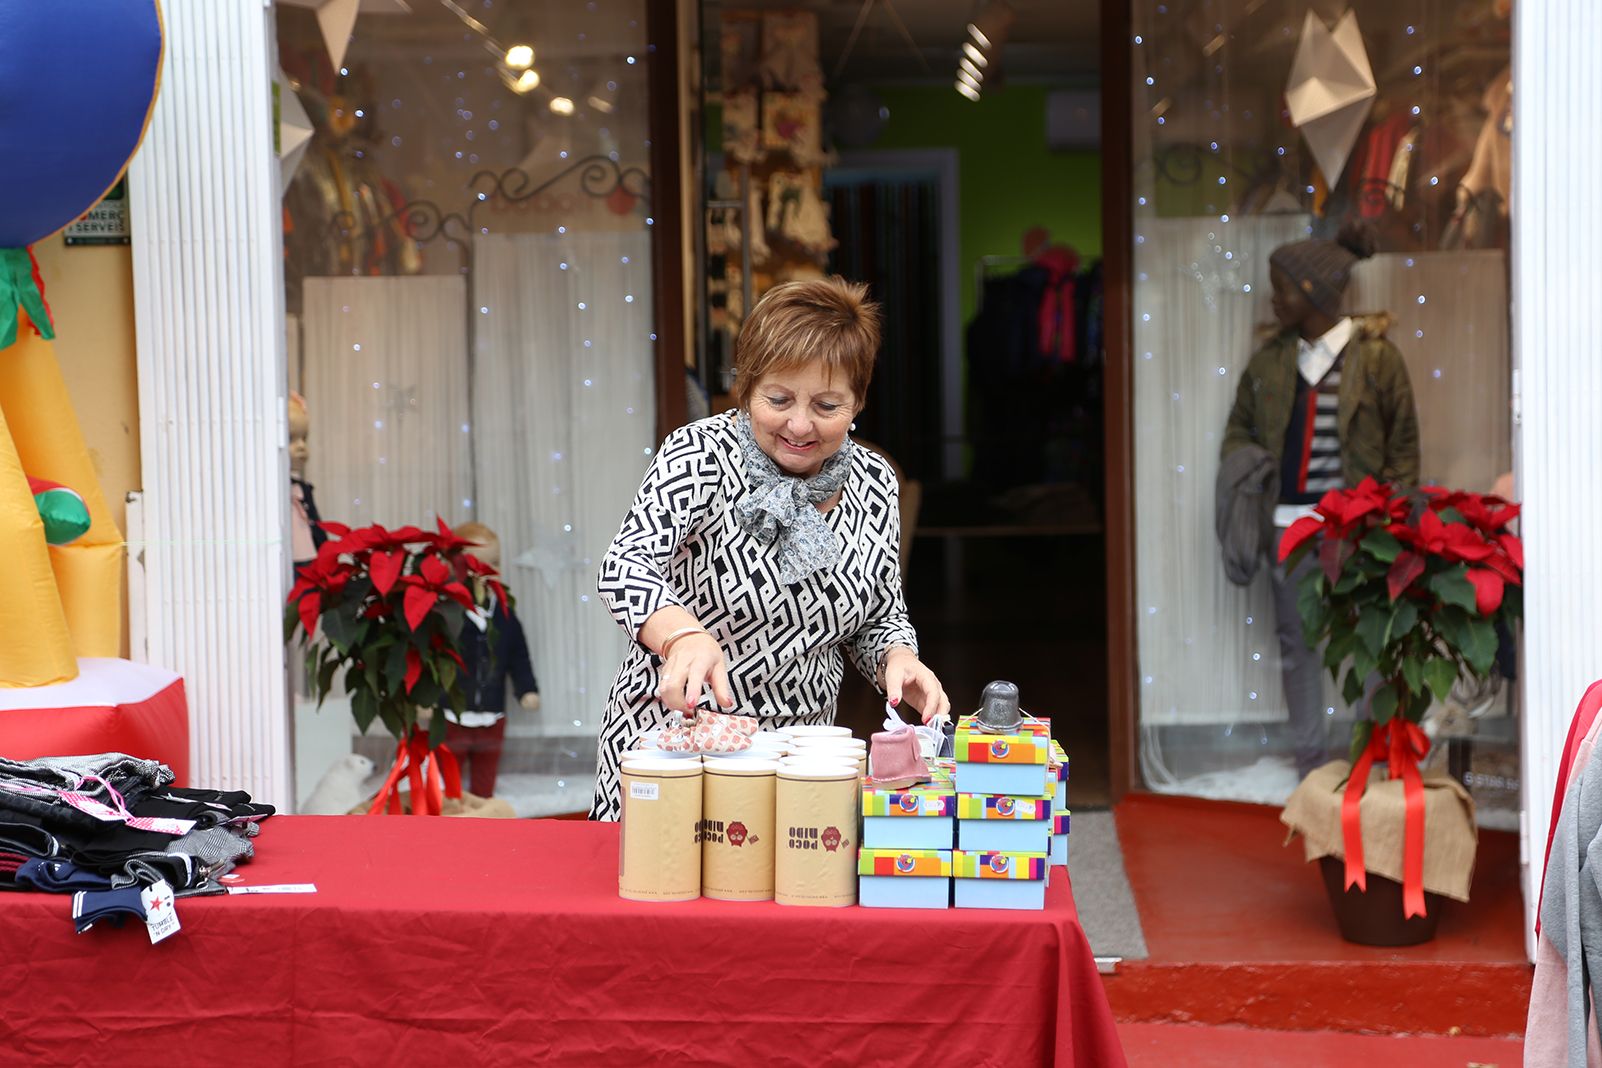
[867,84,1101,327]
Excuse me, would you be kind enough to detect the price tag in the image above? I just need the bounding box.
[224,883,318,895]
[140,880,181,944]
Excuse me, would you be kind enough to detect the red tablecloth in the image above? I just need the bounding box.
[0,817,1124,1067]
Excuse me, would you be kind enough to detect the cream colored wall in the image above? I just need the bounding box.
[30,240,140,657]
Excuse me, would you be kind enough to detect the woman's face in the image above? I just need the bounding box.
[748,363,859,479]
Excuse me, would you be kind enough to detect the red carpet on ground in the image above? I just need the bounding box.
[1118,1022,1522,1066]
[1103,793,1530,1037]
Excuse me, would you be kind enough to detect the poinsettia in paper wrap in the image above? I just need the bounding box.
[285,518,501,814]
[1279,478,1520,916]
[1281,760,1477,902]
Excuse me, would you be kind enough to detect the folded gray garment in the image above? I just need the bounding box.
[166,826,254,869]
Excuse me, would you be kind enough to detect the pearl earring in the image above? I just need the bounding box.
[850,422,857,432]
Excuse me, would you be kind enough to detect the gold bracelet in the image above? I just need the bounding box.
[659,625,709,659]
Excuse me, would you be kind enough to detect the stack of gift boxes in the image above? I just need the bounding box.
[856,721,1070,910]
[857,763,956,909]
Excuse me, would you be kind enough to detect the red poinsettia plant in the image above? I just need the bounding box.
[284,518,505,748]
[1279,477,1523,754]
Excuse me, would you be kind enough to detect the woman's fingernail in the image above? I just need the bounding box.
[889,697,900,707]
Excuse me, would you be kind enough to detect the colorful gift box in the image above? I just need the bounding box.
[858,848,952,909]
[1050,809,1071,867]
[955,792,1052,853]
[954,715,1051,796]
[1049,740,1069,810]
[953,849,1048,910]
[861,780,955,849]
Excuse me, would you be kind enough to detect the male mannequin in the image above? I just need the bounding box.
[288,392,326,568]
[1221,222,1419,778]
[445,522,540,797]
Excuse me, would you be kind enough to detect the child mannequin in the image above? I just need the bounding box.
[288,392,326,568]
[444,522,540,797]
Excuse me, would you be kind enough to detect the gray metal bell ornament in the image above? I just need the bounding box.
[975,680,1023,734]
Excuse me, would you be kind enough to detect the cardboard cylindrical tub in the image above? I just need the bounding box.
[618,758,704,902]
[787,737,867,774]
[774,764,861,907]
[783,725,853,741]
[700,757,781,901]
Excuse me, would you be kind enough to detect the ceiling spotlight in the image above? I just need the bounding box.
[959,56,983,80]
[962,41,989,67]
[549,96,575,116]
[966,22,992,50]
[505,44,535,70]
[587,95,615,114]
[957,67,982,90]
[955,79,981,102]
[513,69,540,94]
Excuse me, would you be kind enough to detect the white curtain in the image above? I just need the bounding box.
[471,232,655,753]
[301,276,473,529]
[1347,250,1511,492]
[1133,215,1314,728]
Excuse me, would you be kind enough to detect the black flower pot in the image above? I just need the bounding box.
[1317,855,1445,946]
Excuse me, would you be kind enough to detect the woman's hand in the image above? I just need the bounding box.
[656,633,735,715]
[882,647,950,725]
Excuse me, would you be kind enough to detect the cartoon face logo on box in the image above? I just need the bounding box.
[988,853,1011,875]
[727,821,749,847]
[995,797,1016,817]
[895,853,916,873]
[821,826,843,852]
[897,793,921,814]
[989,739,1010,759]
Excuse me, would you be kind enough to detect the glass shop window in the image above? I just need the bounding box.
[1129,0,1517,824]
[278,0,659,816]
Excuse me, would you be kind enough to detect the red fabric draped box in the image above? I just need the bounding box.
[0,658,189,784]
[0,817,1125,1067]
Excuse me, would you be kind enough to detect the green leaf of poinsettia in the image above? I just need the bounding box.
[1428,568,1478,615]
[1424,658,1459,703]
[1360,527,1402,563]
[1343,667,1366,706]
[1390,599,1421,642]
[351,687,378,735]
[1298,577,1330,644]
[1462,617,1498,676]
[1370,685,1400,724]
[1355,604,1391,658]
[1400,655,1424,696]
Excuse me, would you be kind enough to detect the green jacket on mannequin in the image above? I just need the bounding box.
[1221,314,1421,492]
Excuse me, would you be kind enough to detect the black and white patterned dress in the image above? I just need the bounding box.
[590,413,918,820]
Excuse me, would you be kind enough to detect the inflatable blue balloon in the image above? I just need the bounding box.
[0,1,163,247]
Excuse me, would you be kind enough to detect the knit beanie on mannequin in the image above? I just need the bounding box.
[1269,220,1378,317]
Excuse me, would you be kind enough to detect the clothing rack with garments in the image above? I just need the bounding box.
[965,248,1105,507]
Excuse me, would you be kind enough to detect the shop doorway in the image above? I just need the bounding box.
[694,2,1112,805]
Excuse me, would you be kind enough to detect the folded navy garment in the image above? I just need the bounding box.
[71,887,147,934]
[16,858,115,893]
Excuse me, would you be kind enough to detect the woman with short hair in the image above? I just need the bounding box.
[590,277,948,820]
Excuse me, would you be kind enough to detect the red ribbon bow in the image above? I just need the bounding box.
[367,728,463,816]
[1341,718,1431,918]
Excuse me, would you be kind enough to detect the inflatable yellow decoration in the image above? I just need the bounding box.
[0,306,125,685]
[0,0,163,686]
